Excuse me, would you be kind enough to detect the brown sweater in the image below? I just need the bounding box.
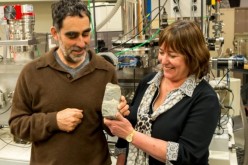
[9,47,117,165]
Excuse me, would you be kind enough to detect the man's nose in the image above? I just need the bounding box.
[76,36,87,48]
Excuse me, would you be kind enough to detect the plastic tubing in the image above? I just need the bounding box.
[96,0,123,31]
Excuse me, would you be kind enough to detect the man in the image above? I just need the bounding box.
[9,0,129,165]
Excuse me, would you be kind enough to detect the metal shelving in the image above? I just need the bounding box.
[0,39,37,46]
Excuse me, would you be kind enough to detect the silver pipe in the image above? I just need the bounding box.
[96,0,123,31]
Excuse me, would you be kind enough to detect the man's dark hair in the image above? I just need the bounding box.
[51,0,91,31]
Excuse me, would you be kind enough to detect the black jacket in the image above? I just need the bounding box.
[116,72,220,165]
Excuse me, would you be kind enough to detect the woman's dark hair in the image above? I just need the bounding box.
[159,20,210,79]
[51,0,91,31]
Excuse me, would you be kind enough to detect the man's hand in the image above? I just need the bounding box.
[57,108,83,132]
[118,96,130,117]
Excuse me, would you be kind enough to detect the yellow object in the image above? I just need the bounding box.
[244,64,248,70]
[211,0,216,5]
[126,130,136,143]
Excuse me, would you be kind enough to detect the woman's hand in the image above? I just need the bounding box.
[104,112,133,139]
[118,95,130,117]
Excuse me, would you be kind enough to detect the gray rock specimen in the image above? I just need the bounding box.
[102,83,121,119]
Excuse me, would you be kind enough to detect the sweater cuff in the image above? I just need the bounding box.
[46,112,59,132]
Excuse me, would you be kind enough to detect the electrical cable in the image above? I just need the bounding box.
[205,5,212,38]
[111,13,151,45]
[87,0,95,46]
[158,0,161,27]
[0,104,11,115]
[216,69,230,86]
[215,108,230,135]
[109,0,168,54]
[114,28,160,56]
[111,6,164,45]
[0,137,31,148]
[210,66,236,136]
[0,127,31,148]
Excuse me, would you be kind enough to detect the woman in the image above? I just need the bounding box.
[104,20,220,165]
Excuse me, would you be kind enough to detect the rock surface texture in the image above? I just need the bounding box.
[102,83,121,119]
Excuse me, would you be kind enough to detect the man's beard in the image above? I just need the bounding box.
[60,41,88,64]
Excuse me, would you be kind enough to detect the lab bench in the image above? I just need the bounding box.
[0,124,238,165]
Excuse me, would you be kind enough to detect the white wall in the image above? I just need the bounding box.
[241,0,248,7]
